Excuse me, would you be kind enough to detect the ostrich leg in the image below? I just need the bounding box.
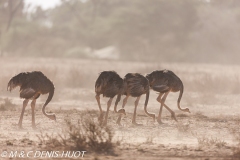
[157,91,170,124]
[18,99,29,129]
[132,96,142,126]
[31,99,37,129]
[95,94,104,122]
[102,98,113,125]
[157,93,177,122]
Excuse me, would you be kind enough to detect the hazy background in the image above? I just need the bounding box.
[1,0,240,63]
[1,2,240,158]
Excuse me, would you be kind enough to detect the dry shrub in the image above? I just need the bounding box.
[230,122,240,158]
[199,137,227,148]
[65,117,114,153]
[6,140,14,146]
[0,98,16,111]
[37,132,63,148]
[80,117,114,152]
[194,134,227,149]
[37,116,115,154]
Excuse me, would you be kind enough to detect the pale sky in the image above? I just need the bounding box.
[24,0,61,11]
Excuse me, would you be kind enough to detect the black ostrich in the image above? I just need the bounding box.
[116,73,155,126]
[146,69,190,124]
[7,71,55,129]
[95,71,125,125]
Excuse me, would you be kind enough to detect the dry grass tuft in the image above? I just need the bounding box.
[37,116,115,154]
[194,112,208,119]
[6,140,14,146]
[176,113,189,118]
[196,135,227,149]
[230,125,240,158]
[37,132,63,148]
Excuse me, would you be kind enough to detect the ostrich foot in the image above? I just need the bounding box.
[157,119,164,125]
[171,113,178,122]
[151,114,156,122]
[132,121,143,126]
[18,126,24,130]
[32,125,37,130]
[18,123,24,129]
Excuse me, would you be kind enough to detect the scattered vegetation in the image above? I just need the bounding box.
[37,116,115,154]
[6,140,13,146]
[194,112,208,119]
[37,132,63,148]
[230,125,240,158]
[176,113,189,118]
[196,136,227,149]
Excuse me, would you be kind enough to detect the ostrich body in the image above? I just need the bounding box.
[95,71,125,125]
[7,71,55,129]
[146,69,190,124]
[117,73,155,126]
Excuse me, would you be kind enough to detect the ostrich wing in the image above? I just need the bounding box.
[152,85,169,92]
[7,80,18,92]
[20,88,36,99]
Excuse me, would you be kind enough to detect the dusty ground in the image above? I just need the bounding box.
[0,57,240,159]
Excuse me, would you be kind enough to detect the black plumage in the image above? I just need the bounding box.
[7,71,55,129]
[95,71,125,125]
[117,73,155,126]
[123,73,149,97]
[146,69,190,124]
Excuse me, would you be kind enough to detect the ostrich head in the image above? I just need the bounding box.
[184,108,191,113]
[48,113,56,121]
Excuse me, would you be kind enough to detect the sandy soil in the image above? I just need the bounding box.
[0,57,240,159]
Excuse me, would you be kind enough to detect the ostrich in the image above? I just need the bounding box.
[116,73,155,126]
[95,71,125,125]
[7,71,56,129]
[146,69,190,124]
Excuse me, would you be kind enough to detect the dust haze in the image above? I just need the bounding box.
[0,0,240,159]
